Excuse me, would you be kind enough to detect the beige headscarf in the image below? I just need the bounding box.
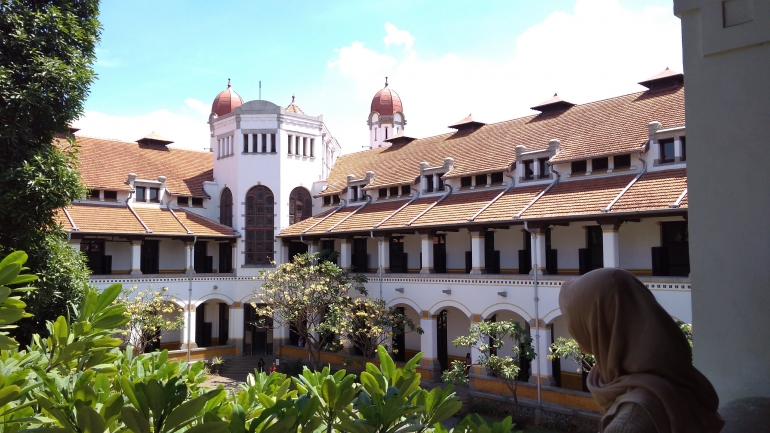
[559,268,724,433]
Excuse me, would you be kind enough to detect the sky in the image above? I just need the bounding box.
[73,0,683,155]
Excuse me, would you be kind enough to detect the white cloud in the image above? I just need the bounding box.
[383,23,415,49]
[72,106,210,151]
[184,98,211,116]
[326,0,682,154]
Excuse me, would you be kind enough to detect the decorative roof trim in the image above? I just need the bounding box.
[602,167,647,213]
[373,193,422,229]
[513,178,559,219]
[127,202,152,233]
[63,207,79,231]
[407,186,453,226]
[669,188,688,208]
[301,205,345,234]
[166,203,193,234]
[327,198,371,232]
[469,180,515,222]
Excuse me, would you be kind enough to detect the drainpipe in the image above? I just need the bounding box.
[523,221,542,423]
[370,231,383,300]
[187,235,197,363]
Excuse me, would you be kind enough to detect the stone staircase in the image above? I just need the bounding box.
[217,356,275,382]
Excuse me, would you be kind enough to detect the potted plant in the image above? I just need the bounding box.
[210,356,224,374]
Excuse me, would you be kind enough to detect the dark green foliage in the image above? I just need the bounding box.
[0,0,100,342]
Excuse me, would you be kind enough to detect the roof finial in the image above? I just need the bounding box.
[554,93,558,97]
[292,94,295,103]
[227,78,231,88]
[385,76,388,87]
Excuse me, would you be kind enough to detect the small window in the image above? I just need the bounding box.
[659,138,675,163]
[378,188,387,198]
[592,157,609,172]
[191,197,203,207]
[323,196,331,206]
[390,186,399,197]
[261,134,268,153]
[149,187,160,203]
[475,174,487,186]
[104,191,117,201]
[680,136,686,162]
[89,189,100,200]
[437,176,445,192]
[614,154,631,169]
[287,135,293,155]
[243,134,249,153]
[310,138,315,157]
[538,158,549,179]
[332,195,340,204]
[295,139,300,156]
[523,160,534,180]
[424,175,434,193]
[178,196,189,206]
[135,186,146,201]
[571,160,587,174]
[490,172,504,184]
[401,185,411,196]
[303,138,308,156]
[461,176,472,188]
[270,134,276,152]
[350,185,359,202]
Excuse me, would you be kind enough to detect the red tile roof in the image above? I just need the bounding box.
[410,190,500,228]
[321,86,684,196]
[59,203,236,237]
[520,175,636,219]
[475,185,547,222]
[75,136,213,197]
[609,168,688,213]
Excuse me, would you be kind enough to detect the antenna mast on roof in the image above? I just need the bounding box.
[259,81,262,100]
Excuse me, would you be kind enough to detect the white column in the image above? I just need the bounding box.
[130,240,142,276]
[379,237,390,272]
[229,304,244,354]
[247,133,253,153]
[420,233,434,274]
[533,160,540,179]
[608,155,615,172]
[674,136,682,160]
[308,240,319,255]
[601,223,621,268]
[530,230,546,276]
[586,158,593,175]
[529,324,556,386]
[471,175,476,189]
[183,307,197,349]
[433,174,439,191]
[340,238,352,271]
[184,242,194,274]
[420,312,442,381]
[231,243,237,273]
[486,174,492,187]
[470,231,485,274]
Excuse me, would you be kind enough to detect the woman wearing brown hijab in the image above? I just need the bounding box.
[559,268,724,433]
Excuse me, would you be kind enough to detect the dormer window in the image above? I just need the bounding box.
[490,172,504,185]
[323,196,331,206]
[461,176,472,188]
[592,157,609,172]
[89,189,100,200]
[149,187,160,203]
[135,186,146,201]
[401,185,411,196]
[523,160,534,180]
[571,160,587,174]
[178,196,189,206]
[614,154,631,169]
[475,174,487,187]
[538,159,549,179]
[437,176,445,192]
[332,195,340,205]
[424,175,434,193]
[350,185,359,202]
[379,188,387,198]
[104,191,117,201]
[390,186,399,197]
[659,138,675,163]
[191,197,204,207]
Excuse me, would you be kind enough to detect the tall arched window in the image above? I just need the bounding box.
[220,188,233,228]
[245,185,274,265]
[288,186,313,225]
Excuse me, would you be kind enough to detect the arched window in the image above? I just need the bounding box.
[288,186,313,225]
[245,185,274,265]
[220,188,233,227]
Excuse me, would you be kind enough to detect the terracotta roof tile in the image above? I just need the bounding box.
[609,168,687,213]
[335,200,410,232]
[475,185,547,222]
[74,136,213,197]
[410,190,500,228]
[304,207,359,235]
[379,197,439,229]
[520,175,636,219]
[322,87,684,195]
[279,208,339,236]
[175,209,238,236]
[64,204,147,234]
[133,207,186,235]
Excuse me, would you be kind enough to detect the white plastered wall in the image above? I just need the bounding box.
[105,241,131,273]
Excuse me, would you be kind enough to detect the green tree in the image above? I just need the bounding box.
[445,320,535,419]
[119,285,185,353]
[0,0,100,343]
[254,252,367,370]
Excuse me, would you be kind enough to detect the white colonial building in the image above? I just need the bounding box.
[68,72,691,412]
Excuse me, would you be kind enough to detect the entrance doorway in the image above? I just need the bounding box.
[243,303,273,355]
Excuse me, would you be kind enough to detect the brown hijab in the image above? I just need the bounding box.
[559,268,723,433]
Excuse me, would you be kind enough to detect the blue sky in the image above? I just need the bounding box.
[76,0,682,154]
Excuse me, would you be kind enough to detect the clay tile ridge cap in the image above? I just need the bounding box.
[638,67,684,90]
[370,77,403,116]
[448,113,485,130]
[137,131,173,145]
[211,78,244,116]
[530,93,576,112]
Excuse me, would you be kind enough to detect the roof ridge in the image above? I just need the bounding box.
[166,204,193,234]
[127,202,152,233]
[469,182,516,222]
[373,193,423,229]
[62,207,79,231]
[602,168,647,213]
[301,206,344,234]
[407,189,453,226]
[177,208,237,232]
[514,179,559,219]
[327,200,371,232]
[75,135,213,154]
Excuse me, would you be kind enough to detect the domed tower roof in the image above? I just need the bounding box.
[370,77,403,116]
[285,95,305,114]
[211,78,244,116]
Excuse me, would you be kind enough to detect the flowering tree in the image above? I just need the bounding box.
[445,320,535,419]
[254,253,367,370]
[119,286,185,352]
[335,297,422,360]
